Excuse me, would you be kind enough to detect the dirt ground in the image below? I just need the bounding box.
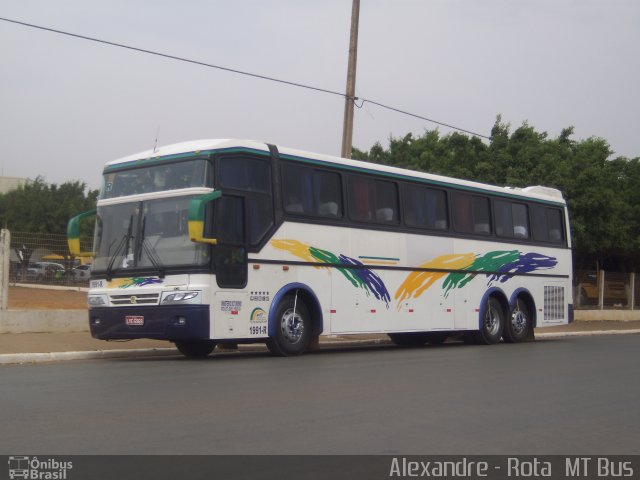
[8,286,87,310]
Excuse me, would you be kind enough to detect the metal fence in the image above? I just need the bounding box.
[6,230,640,309]
[574,269,638,310]
[9,231,90,286]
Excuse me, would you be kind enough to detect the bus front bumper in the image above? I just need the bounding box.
[89,305,210,340]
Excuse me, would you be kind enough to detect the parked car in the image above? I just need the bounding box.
[72,264,91,281]
[28,262,66,282]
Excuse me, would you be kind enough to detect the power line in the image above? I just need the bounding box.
[0,16,491,140]
[362,100,489,139]
[0,17,343,99]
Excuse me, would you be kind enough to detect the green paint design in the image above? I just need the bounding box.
[309,246,366,289]
[442,250,520,296]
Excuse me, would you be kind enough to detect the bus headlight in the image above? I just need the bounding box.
[88,295,108,308]
[161,291,201,304]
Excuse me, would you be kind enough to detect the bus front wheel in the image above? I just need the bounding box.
[174,339,216,358]
[267,295,311,356]
[474,297,504,345]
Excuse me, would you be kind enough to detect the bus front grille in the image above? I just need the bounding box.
[110,293,160,306]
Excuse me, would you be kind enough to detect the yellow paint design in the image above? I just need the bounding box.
[395,253,475,306]
[271,239,319,264]
[107,278,132,289]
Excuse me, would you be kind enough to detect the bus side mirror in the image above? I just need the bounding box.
[188,190,222,245]
[67,209,97,257]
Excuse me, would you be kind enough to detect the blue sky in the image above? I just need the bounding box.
[1,0,639,189]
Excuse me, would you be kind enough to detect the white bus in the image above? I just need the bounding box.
[68,139,573,357]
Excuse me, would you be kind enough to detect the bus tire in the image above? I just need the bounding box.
[267,295,311,356]
[504,298,533,343]
[388,333,428,347]
[474,297,504,345]
[174,339,216,358]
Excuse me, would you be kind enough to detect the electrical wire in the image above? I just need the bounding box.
[0,16,490,140]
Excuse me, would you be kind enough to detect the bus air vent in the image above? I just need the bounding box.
[543,286,565,321]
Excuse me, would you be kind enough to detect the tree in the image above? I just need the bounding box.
[353,117,640,270]
[0,177,98,235]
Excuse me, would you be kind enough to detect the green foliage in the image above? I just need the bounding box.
[352,117,640,270]
[0,177,98,235]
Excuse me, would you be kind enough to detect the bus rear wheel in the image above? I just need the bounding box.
[174,339,216,358]
[474,297,504,345]
[267,295,311,356]
[503,298,533,343]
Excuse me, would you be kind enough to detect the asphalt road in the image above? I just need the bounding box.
[1,335,639,455]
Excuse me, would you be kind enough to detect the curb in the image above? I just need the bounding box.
[1,330,639,365]
[536,329,640,338]
[0,347,178,365]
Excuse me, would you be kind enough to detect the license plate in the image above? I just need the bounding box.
[125,315,144,326]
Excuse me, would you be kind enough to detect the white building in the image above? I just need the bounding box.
[0,176,29,194]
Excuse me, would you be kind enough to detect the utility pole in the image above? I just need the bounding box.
[0,229,10,310]
[341,0,360,159]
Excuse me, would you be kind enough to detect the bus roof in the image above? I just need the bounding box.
[105,139,566,205]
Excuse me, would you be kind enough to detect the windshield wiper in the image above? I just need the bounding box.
[105,214,133,281]
[137,215,165,278]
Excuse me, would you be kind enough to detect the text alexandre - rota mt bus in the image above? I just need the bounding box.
[68,139,573,357]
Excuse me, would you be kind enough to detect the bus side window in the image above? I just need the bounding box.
[403,185,426,227]
[512,203,529,238]
[219,157,270,193]
[348,176,373,221]
[532,205,564,243]
[218,156,274,248]
[315,171,342,218]
[427,188,448,230]
[547,208,564,243]
[375,180,399,223]
[472,196,491,234]
[404,185,448,230]
[496,200,529,239]
[283,165,312,214]
[453,193,473,233]
[282,165,342,219]
[531,206,548,242]
[247,197,274,245]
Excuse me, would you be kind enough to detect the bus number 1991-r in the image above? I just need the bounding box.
[250,325,267,335]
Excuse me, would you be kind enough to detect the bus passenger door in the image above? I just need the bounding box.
[213,195,247,289]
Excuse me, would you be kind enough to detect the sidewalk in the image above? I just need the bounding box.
[1,320,640,365]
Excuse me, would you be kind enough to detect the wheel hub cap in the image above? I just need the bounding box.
[281,308,304,344]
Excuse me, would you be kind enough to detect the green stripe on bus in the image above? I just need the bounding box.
[104,145,565,207]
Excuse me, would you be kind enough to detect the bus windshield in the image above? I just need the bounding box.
[101,159,211,199]
[92,195,210,274]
